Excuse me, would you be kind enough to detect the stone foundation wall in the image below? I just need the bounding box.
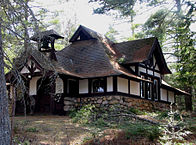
[64,95,170,112]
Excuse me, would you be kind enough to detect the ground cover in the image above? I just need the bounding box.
[12,105,196,145]
[13,116,90,145]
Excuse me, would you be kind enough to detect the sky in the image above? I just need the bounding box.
[31,0,196,41]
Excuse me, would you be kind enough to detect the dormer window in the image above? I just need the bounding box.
[69,25,96,42]
[77,36,81,41]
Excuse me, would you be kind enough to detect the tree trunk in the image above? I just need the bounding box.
[0,22,11,145]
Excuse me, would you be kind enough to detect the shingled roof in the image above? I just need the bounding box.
[162,80,191,96]
[30,29,64,42]
[113,37,155,63]
[56,39,143,80]
[113,37,171,74]
[55,25,172,78]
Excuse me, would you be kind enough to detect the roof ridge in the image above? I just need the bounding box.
[114,37,156,45]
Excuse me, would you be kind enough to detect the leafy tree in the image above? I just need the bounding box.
[144,1,196,111]
[89,0,163,16]
[0,0,44,143]
[105,25,119,42]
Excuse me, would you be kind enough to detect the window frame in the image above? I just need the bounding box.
[140,75,145,98]
[91,78,105,93]
[147,77,152,100]
[154,79,159,101]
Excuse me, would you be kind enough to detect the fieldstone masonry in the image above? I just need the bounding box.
[64,95,170,112]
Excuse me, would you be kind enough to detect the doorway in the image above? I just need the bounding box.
[36,78,54,114]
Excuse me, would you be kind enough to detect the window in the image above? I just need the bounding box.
[147,77,152,99]
[92,79,105,93]
[55,77,64,94]
[67,79,78,95]
[154,79,159,101]
[140,75,145,98]
[141,75,153,99]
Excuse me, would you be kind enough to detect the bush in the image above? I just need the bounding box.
[68,109,77,118]
[70,104,96,124]
[93,118,108,128]
[159,106,192,144]
[119,122,161,141]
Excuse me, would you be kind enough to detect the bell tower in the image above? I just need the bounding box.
[31,30,64,60]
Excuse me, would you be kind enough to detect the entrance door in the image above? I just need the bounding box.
[36,78,53,114]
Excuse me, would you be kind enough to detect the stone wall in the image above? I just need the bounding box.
[64,95,170,112]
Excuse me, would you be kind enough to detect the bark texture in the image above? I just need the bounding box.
[0,22,11,145]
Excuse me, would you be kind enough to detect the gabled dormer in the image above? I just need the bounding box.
[113,37,171,78]
[69,25,99,42]
[145,38,171,74]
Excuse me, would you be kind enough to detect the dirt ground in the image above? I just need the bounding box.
[12,115,196,145]
[13,115,91,145]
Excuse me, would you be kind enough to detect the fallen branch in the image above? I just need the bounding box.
[104,113,159,125]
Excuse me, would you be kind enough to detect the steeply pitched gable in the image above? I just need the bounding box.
[69,25,101,42]
[114,37,171,74]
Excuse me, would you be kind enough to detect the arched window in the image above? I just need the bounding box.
[55,77,64,94]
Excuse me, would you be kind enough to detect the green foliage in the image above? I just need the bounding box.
[71,104,163,142]
[185,117,196,133]
[156,111,169,119]
[117,56,126,64]
[91,0,196,111]
[71,104,96,124]
[105,25,119,42]
[25,127,39,133]
[92,118,109,128]
[13,137,30,145]
[89,0,136,16]
[128,107,146,115]
[1,0,47,74]
[159,106,192,144]
[89,0,165,17]
[142,9,169,42]
[144,2,196,108]
[119,122,161,141]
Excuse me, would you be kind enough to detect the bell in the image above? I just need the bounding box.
[41,39,50,49]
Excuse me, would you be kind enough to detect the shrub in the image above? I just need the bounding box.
[68,109,77,118]
[93,118,108,128]
[119,122,161,141]
[159,105,192,144]
[71,104,96,124]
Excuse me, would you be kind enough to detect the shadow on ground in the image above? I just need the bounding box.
[13,115,90,145]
